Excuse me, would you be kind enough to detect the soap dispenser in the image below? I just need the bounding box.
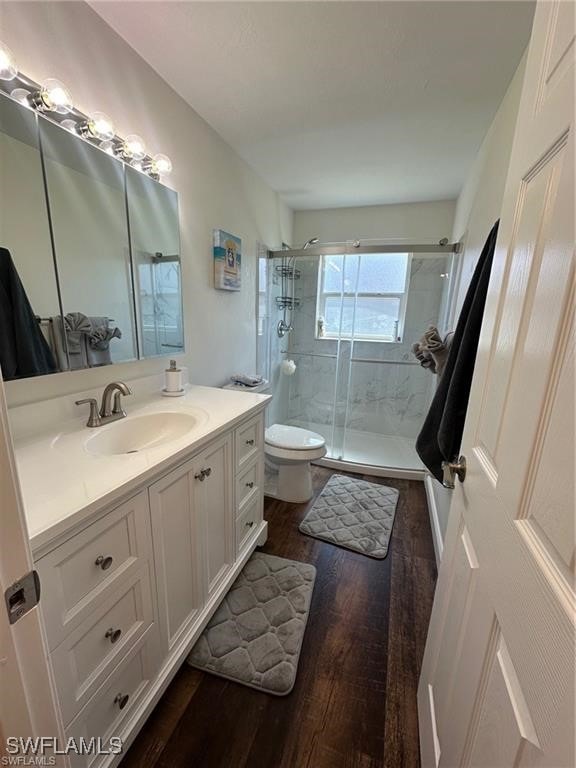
[162,359,184,396]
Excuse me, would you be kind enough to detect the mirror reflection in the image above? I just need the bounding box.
[40,118,137,370]
[126,167,183,358]
[0,95,63,379]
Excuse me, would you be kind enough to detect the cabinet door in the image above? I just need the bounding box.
[149,459,201,656]
[193,434,234,599]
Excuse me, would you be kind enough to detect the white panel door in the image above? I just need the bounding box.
[0,375,66,764]
[418,3,575,767]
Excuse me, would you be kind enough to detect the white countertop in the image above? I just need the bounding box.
[12,384,270,554]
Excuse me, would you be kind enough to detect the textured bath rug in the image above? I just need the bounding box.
[187,552,316,695]
[299,474,399,559]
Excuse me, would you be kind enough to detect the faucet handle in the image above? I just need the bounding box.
[75,398,101,428]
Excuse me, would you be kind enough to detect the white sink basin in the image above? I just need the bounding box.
[85,412,202,456]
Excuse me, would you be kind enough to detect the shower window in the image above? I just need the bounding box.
[316,252,410,342]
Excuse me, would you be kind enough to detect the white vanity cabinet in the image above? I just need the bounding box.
[149,432,234,657]
[32,408,267,768]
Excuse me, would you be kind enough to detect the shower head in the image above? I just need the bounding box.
[302,237,319,249]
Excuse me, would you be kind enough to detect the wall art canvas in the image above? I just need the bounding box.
[213,229,241,291]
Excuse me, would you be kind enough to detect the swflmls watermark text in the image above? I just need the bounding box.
[2,737,123,765]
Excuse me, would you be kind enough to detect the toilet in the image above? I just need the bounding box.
[222,380,326,502]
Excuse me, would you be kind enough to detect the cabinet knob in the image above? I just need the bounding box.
[194,471,205,481]
[95,555,113,570]
[105,627,122,644]
[246,520,254,528]
[245,439,255,446]
[204,467,212,477]
[114,693,130,710]
[245,481,254,489]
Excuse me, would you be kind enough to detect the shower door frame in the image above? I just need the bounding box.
[269,240,460,479]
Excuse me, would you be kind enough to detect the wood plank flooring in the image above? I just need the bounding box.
[120,467,437,768]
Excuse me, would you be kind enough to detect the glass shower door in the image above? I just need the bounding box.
[340,252,455,471]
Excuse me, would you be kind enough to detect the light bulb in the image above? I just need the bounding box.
[99,140,119,156]
[123,134,146,160]
[153,153,172,175]
[85,111,115,141]
[10,88,31,106]
[0,42,17,81]
[39,78,73,114]
[61,119,77,133]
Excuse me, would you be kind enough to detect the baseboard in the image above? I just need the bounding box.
[424,474,443,567]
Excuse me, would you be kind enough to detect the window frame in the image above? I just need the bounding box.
[315,252,411,343]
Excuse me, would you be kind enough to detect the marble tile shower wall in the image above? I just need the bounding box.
[280,256,449,438]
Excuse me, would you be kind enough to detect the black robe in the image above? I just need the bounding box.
[416,221,499,482]
[0,247,58,380]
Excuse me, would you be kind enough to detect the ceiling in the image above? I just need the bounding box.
[92,1,535,210]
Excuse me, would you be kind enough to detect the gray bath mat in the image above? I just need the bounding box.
[187,552,316,695]
[299,474,399,559]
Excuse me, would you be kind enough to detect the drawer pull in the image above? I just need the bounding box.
[245,439,255,446]
[246,520,254,528]
[114,693,130,710]
[95,555,113,571]
[204,467,212,477]
[245,481,255,489]
[194,467,212,481]
[105,627,122,644]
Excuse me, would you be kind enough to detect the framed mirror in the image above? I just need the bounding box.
[0,94,64,379]
[40,118,138,370]
[126,166,183,358]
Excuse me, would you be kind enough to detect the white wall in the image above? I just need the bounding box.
[429,51,528,548]
[451,51,527,310]
[1,1,292,406]
[293,199,455,247]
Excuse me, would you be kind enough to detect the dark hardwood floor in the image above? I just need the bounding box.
[120,467,437,768]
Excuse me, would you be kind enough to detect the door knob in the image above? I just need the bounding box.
[114,693,129,710]
[105,627,122,644]
[441,456,467,489]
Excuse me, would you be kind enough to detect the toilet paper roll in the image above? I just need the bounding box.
[281,359,297,376]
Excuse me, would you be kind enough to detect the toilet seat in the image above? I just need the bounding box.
[265,424,325,451]
[265,424,327,462]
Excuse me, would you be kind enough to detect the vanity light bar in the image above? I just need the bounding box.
[0,41,172,180]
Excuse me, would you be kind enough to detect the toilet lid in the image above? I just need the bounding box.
[265,424,326,451]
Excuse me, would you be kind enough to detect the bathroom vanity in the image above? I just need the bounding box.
[10,382,269,767]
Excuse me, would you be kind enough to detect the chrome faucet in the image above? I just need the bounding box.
[76,381,132,428]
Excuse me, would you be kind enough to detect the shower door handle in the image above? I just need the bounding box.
[441,456,467,489]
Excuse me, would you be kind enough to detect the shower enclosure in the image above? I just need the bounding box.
[258,240,459,476]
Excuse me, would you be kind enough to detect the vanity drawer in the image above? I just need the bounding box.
[236,495,262,555]
[36,491,153,649]
[235,457,261,512]
[66,629,158,767]
[235,414,263,470]
[51,567,155,724]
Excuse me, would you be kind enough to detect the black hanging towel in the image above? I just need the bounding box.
[416,221,499,482]
[0,247,58,380]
